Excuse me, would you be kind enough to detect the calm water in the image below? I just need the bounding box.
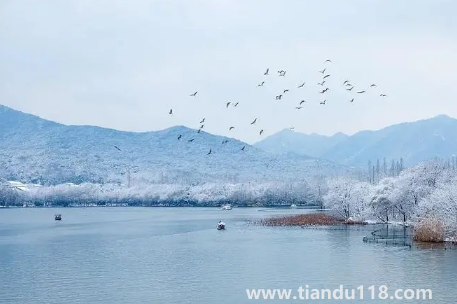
[1,207,456,303]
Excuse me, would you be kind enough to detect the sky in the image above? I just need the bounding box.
[1,0,456,144]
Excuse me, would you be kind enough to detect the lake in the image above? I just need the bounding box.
[0,207,456,303]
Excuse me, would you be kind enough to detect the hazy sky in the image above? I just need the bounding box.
[1,0,456,144]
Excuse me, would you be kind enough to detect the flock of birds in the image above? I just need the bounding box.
[167,59,388,156]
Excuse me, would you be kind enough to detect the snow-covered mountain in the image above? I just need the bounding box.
[0,105,349,185]
[254,129,348,158]
[255,115,457,168]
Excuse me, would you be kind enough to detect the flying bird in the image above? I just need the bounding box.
[346,87,354,91]
[300,100,306,105]
[357,90,366,94]
[298,82,305,88]
[380,94,387,97]
[319,68,326,74]
[241,146,245,151]
[276,95,283,100]
[207,149,212,155]
[324,59,332,63]
[279,71,286,77]
[264,68,269,75]
[258,82,265,87]
[343,80,350,85]
[295,106,303,110]
[188,139,195,142]
[178,135,182,140]
[226,102,231,108]
[251,118,257,125]
[259,129,264,135]
[169,109,173,115]
[234,102,239,107]
[320,100,326,105]
[200,118,205,124]
[370,84,377,87]
[229,126,235,130]
[113,146,121,151]
[283,89,289,94]
[200,124,204,129]
[323,74,330,79]
[197,129,201,133]
[318,81,326,86]
[190,91,198,96]
[222,140,229,144]
[350,98,354,103]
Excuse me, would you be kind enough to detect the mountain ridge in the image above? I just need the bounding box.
[255,114,457,167]
[0,104,348,185]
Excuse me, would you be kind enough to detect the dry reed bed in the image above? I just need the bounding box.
[256,213,366,227]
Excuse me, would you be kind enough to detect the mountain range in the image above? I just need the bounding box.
[0,105,347,185]
[255,115,457,168]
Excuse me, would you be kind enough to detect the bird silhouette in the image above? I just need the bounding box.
[298,82,305,88]
[229,126,235,130]
[200,124,204,129]
[188,139,195,142]
[319,68,326,74]
[251,118,257,125]
[324,59,332,63]
[207,149,212,155]
[343,80,350,85]
[197,129,201,133]
[222,140,229,144]
[259,129,264,135]
[226,102,231,108]
[323,74,330,79]
[178,135,182,140]
[264,68,269,75]
[276,95,283,100]
[318,81,326,86]
[380,94,387,97]
[320,100,326,105]
[190,91,198,96]
[279,71,286,77]
[169,109,173,115]
[234,102,239,107]
[346,87,354,91]
[300,100,306,105]
[295,106,303,110]
[357,90,366,94]
[283,89,289,94]
[350,98,354,103]
[370,84,377,87]
[200,118,205,124]
[113,146,121,151]
[241,146,246,151]
[258,82,265,87]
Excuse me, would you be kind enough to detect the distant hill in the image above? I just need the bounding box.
[254,129,348,158]
[0,105,348,185]
[255,115,457,168]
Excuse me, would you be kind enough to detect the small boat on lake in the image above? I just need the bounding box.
[217,221,226,230]
[55,214,62,221]
[221,204,232,210]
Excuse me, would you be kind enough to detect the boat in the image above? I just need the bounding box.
[217,221,226,230]
[54,214,62,221]
[221,204,232,210]
[290,204,297,209]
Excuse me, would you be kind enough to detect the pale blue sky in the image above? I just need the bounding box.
[1,0,456,143]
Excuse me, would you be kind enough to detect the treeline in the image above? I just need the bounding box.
[325,159,457,241]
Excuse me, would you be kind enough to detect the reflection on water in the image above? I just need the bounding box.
[1,207,457,303]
